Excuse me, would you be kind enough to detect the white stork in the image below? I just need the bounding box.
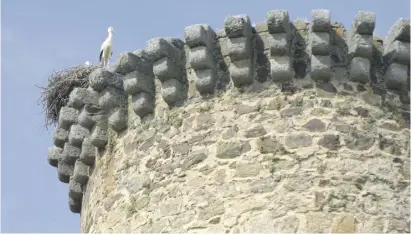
[99,27,115,68]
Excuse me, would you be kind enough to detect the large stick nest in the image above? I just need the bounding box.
[37,65,98,129]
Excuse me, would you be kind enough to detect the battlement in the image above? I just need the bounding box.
[46,9,410,232]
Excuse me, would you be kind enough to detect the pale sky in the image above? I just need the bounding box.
[2,0,409,232]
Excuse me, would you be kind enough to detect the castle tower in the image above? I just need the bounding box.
[46,9,410,233]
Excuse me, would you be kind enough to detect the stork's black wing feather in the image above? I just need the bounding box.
[99,49,103,62]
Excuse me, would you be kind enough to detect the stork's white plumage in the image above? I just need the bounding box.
[99,27,115,68]
[84,61,92,67]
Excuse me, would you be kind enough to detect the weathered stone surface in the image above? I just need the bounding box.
[331,214,356,233]
[88,68,123,92]
[189,46,216,70]
[57,161,73,183]
[311,9,330,32]
[311,55,332,81]
[68,124,89,147]
[90,121,108,148]
[53,128,68,148]
[303,119,326,132]
[318,134,341,150]
[235,163,262,177]
[67,88,99,109]
[227,36,252,61]
[62,143,81,164]
[47,146,62,167]
[386,18,410,45]
[260,136,286,154]
[111,52,153,75]
[69,197,82,213]
[80,137,96,166]
[198,200,225,220]
[350,57,371,83]
[244,125,267,138]
[348,34,373,58]
[184,24,214,48]
[146,37,183,62]
[181,151,207,170]
[215,141,250,159]
[224,14,252,38]
[58,107,79,130]
[108,108,127,132]
[78,104,105,130]
[285,133,313,148]
[270,56,293,82]
[384,40,410,65]
[352,11,376,35]
[69,177,83,200]
[153,57,181,82]
[123,71,155,96]
[384,63,409,90]
[98,87,127,112]
[132,92,155,118]
[193,69,216,95]
[266,10,290,34]
[345,132,375,150]
[310,32,330,55]
[161,78,185,106]
[267,33,289,56]
[229,59,253,87]
[73,160,89,185]
[281,107,302,117]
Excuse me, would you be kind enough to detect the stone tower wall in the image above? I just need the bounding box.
[46,9,411,233]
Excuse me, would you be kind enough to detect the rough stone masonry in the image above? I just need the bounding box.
[46,9,410,233]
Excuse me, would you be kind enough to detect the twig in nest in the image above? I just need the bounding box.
[37,65,98,129]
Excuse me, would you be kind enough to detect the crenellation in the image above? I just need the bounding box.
[73,160,90,185]
[62,143,81,165]
[53,128,68,148]
[78,104,106,131]
[58,106,79,130]
[57,160,74,183]
[347,11,376,84]
[44,10,410,230]
[108,107,128,132]
[148,37,188,106]
[98,86,128,113]
[69,177,84,201]
[384,63,409,90]
[47,146,62,167]
[123,70,155,96]
[385,18,410,45]
[68,124,90,147]
[109,52,152,76]
[90,121,108,149]
[309,9,332,82]
[161,78,186,104]
[123,53,156,119]
[267,10,293,83]
[131,92,155,118]
[383,18,410,91]
[349,57,371,83]
[88,68,123,92]
[185,24,218,95]
[69,196,82,214]
[225,14,254,87]
[79,137,96,166]
[310,55,332,81]
[67,88,99,110]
